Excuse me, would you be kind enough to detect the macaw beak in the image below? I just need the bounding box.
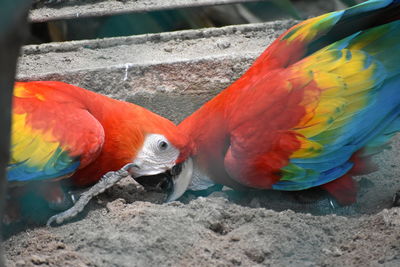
[165,157,193,202]
[133,157,193,202]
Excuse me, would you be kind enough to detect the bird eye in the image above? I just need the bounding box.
[158,140,169,151]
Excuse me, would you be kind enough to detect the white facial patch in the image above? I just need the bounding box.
[131,134,180,177]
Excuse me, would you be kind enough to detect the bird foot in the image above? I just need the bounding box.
[289,188,357,216]
[46,163,135,226]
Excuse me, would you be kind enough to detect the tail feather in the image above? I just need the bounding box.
[306,0,400,56]
[255,0,400,70]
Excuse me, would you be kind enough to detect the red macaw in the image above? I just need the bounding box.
[6,81,192,222]
[171,0,400,205]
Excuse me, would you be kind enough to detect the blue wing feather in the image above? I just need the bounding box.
[273,18,400,190]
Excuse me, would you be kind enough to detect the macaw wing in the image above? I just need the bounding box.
[252,0,400,71]
[224,20,400,192]
[8,82,105,183]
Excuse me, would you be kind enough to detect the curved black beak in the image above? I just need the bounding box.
[133,158,193,202]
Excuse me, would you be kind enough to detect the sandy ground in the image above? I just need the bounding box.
[4,138,400,266]
[4,181,400,266]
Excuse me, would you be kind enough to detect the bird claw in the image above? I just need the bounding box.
[46,208,79,226]
[328,197,339,210]
[392,191,400,207]
[46,163,135,227]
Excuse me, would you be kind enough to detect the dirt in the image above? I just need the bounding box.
[4,196,400,266]
[4,135,400,266]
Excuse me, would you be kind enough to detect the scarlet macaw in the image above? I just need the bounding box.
[6,81,192,222]
[170,0,400,205]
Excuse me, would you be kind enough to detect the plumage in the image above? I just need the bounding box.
[10,82,104,183]
[178,0,400,204]
[9,81,191,184]
[6,81,191,222]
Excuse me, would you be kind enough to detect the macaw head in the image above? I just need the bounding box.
[125,113,194,202]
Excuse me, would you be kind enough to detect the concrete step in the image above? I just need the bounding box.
[18,20,294,122]
[30,0,265,22]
